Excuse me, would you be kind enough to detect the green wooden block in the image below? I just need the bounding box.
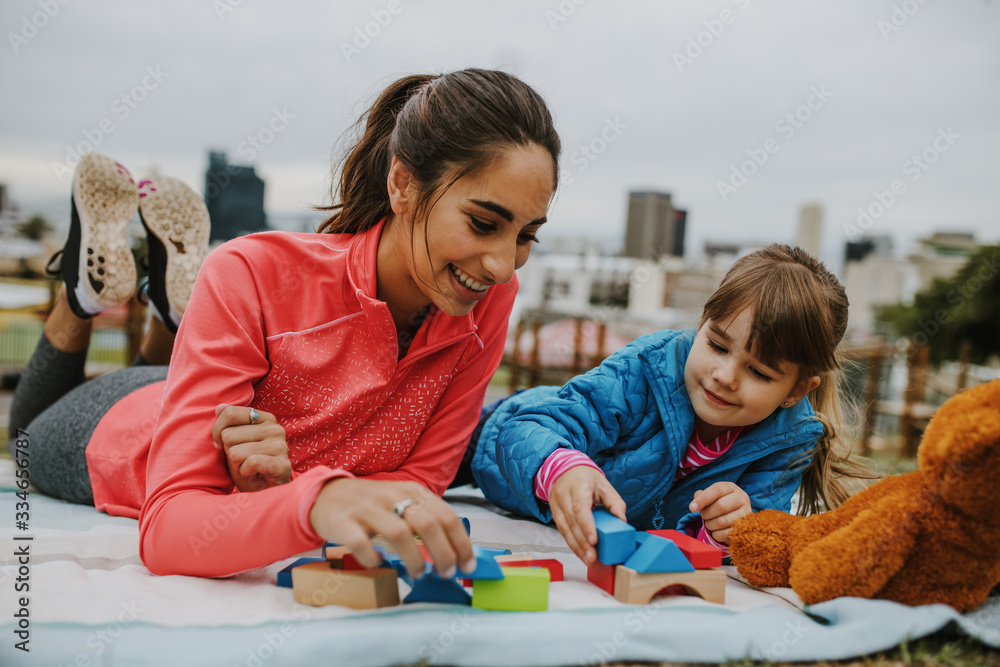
[471,566,550,611]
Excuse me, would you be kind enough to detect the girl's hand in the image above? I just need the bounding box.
[548,466,627,565]
[689,481,752,545]
[212,404,291,492]
[309,478,476,580]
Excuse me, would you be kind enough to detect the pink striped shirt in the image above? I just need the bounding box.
[533,425,746,554]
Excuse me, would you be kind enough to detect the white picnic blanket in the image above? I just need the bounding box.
[0,458,996,666]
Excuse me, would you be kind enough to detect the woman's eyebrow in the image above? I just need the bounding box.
[469,199,547,225]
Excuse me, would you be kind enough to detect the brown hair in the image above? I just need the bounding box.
[701,244,878,514]
[318,69,561,234]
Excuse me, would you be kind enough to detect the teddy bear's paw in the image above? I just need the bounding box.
[729,510,800,588]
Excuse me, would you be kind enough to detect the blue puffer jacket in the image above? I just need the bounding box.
[471,328,825,532]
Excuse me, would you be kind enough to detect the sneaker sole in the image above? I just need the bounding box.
[71,154,139,314]
[138,176,210,327]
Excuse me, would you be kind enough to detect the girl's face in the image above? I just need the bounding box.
[382,143,555,321]
[684,308,818,438]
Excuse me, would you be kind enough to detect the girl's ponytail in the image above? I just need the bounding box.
[794,372,880,515]
[318,74,437,234]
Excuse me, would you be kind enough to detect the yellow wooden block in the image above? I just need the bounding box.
[292,561,399,609]
[613,565,726,605]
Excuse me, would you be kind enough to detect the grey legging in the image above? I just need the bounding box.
[7,335,166,505]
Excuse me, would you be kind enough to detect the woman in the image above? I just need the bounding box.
[10,68,561,580]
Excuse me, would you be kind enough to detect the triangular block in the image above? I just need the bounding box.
[624,532,694,573]
[647,529,723,568]
[463,545,506,580]
[404,570,472,605]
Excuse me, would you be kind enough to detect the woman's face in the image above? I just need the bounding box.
[384,143,556,320]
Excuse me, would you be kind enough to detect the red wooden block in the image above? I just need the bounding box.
[418,543,434,564]
[342,553,364,571]
[496,558,564,582]
[587,560,616,595]
[646,529,722,569]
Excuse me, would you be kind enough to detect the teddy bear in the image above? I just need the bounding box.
[729,378,1000,613]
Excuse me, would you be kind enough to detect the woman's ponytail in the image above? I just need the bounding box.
[318,74,436,234]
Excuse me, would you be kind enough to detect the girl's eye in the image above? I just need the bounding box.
[518,233,540,245]
[469,216,494,234]
[708,340,727,353]
[750,367,773,382]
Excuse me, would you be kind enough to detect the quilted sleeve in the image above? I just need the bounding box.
[487,344,659,522]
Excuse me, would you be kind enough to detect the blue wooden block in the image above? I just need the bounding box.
[624,532,695,573]
[593,509,638,565]
[276,557,324,588]
[463,545,505,580]
[474,546,512,559]
[404,570,472,605]
[461,516,471,536]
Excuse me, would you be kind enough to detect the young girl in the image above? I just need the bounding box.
[9,68,561,581]
[466,244,874,565]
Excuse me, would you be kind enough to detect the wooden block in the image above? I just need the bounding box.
[593,509,637,565]
[277,557,325,588]
[495,558,564,581]
[341,545,390,570]
[324,543,348,559]
[404,572,472,605]
[495,553,535,562]
[587,560,617,595]
[461,516,471,536]
[463,545,505,580]
[472,567,550,611]
[624,533,694,573]
[292,561,400,609]
[647,529,723,569]
[613,565,726,605]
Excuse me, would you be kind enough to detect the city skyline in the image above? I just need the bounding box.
[2,1,998,266]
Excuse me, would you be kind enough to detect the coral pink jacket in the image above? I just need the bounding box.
[86,220,516,577]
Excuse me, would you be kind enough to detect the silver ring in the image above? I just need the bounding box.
[249,408,259,425]
[393,498,417,519]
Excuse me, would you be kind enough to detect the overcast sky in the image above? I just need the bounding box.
[2,1,998,267]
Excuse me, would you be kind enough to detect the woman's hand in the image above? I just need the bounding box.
[548,466,628,565]
[212,404,291,492]
[309,478,476,580]
[689,481,752,545]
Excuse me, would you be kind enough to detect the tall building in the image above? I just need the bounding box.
[622,191,686,260]
[203,151,268,242]
[797,203,822,257]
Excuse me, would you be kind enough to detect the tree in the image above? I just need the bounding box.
[15,214,53,241]
[877,245,1000,365]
